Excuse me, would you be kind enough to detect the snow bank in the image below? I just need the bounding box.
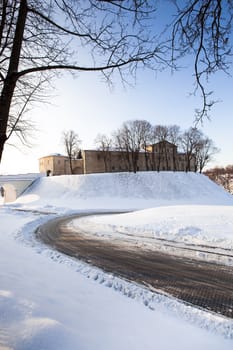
[71,205,233,251]
[14,172,233,211]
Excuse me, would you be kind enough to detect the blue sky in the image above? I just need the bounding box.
[0,1,232,174]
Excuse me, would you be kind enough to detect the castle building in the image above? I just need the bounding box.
[39,141,195,176]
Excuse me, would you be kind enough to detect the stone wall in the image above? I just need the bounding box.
[82,147,195,174]
[39,155,83,176]
[39,142,196,176]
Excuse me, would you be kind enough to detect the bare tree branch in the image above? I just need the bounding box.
[171,0,233,122]
[0,0,170,162]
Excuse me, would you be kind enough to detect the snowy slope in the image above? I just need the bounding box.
[15,171,233,211]
[1,171,233,348]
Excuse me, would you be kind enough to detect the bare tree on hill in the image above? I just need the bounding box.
[113,120,152,173]
[62,130,81,174]
[152,125,169,171]
[168,125,181,171]
[181,127,203,172]
[95,133,113,172]
[194,138,219,173]
[181,127,218,173]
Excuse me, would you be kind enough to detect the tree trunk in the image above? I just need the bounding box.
[69,157,74,174]
[103,152,108,172]
[172,148,177,171]
[0,0,27,162]
[144,151,149,171]
[157,144,162,171]
[132,151,139,173]
[0,1,7,49]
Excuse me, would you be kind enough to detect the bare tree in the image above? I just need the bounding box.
[62,130,81,174]
[95,133,113,172]
[194,137,219,173]
[204,165,233,194]
[181,127,203,171]
[137,120,152,171]
[171,0,233,122]
[113,128,131,171]
[113,120,151,173]
[153,125,169,141]
[168,125,181,171]
[0,0,171,162]
[181,127,217,172]
[152,125,169,171]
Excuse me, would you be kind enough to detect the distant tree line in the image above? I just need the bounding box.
[95,120,219,173]
[204,165,233,194]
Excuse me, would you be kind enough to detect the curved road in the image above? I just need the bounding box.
[36,213,233,319]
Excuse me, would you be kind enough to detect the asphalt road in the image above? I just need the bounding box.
[36,213,233,319]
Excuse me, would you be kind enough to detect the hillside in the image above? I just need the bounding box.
[15,171,233,211]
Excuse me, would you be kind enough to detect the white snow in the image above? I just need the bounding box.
[1,171,233,349]
[70,205,233,250]
[14,171,233,211]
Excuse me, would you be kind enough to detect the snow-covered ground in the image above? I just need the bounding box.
[69,205,233,249]
[1,172,233,349]
[14,171,233,211]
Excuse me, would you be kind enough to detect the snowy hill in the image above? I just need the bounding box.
[15,171,233,211]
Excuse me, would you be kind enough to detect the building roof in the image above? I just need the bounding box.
[39,153,66,159]
[153,140,177,147]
